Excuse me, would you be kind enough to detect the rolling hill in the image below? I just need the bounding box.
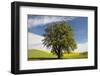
[28,49,57,60]
[28,49,88,60]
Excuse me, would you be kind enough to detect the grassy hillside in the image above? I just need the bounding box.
[28,49,57,60]
[28,49,88,60]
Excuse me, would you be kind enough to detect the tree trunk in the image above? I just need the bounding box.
[58,49,61,59]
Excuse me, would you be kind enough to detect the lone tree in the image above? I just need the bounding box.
[42,21,77,59]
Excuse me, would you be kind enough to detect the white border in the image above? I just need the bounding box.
[20,6,95,70]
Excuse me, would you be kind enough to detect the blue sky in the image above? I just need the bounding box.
[28,15,88,44]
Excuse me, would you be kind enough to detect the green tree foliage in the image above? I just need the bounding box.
[42,21,77,59]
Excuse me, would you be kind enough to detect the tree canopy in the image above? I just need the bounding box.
[42,21,77,59]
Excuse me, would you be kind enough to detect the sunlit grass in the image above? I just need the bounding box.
[28,49,88,60]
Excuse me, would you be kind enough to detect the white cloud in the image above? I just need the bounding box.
[28,16,76,28]
[28,32,51,51]
[75,42,88,52]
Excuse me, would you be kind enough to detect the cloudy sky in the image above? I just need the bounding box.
[27,15,88,52]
